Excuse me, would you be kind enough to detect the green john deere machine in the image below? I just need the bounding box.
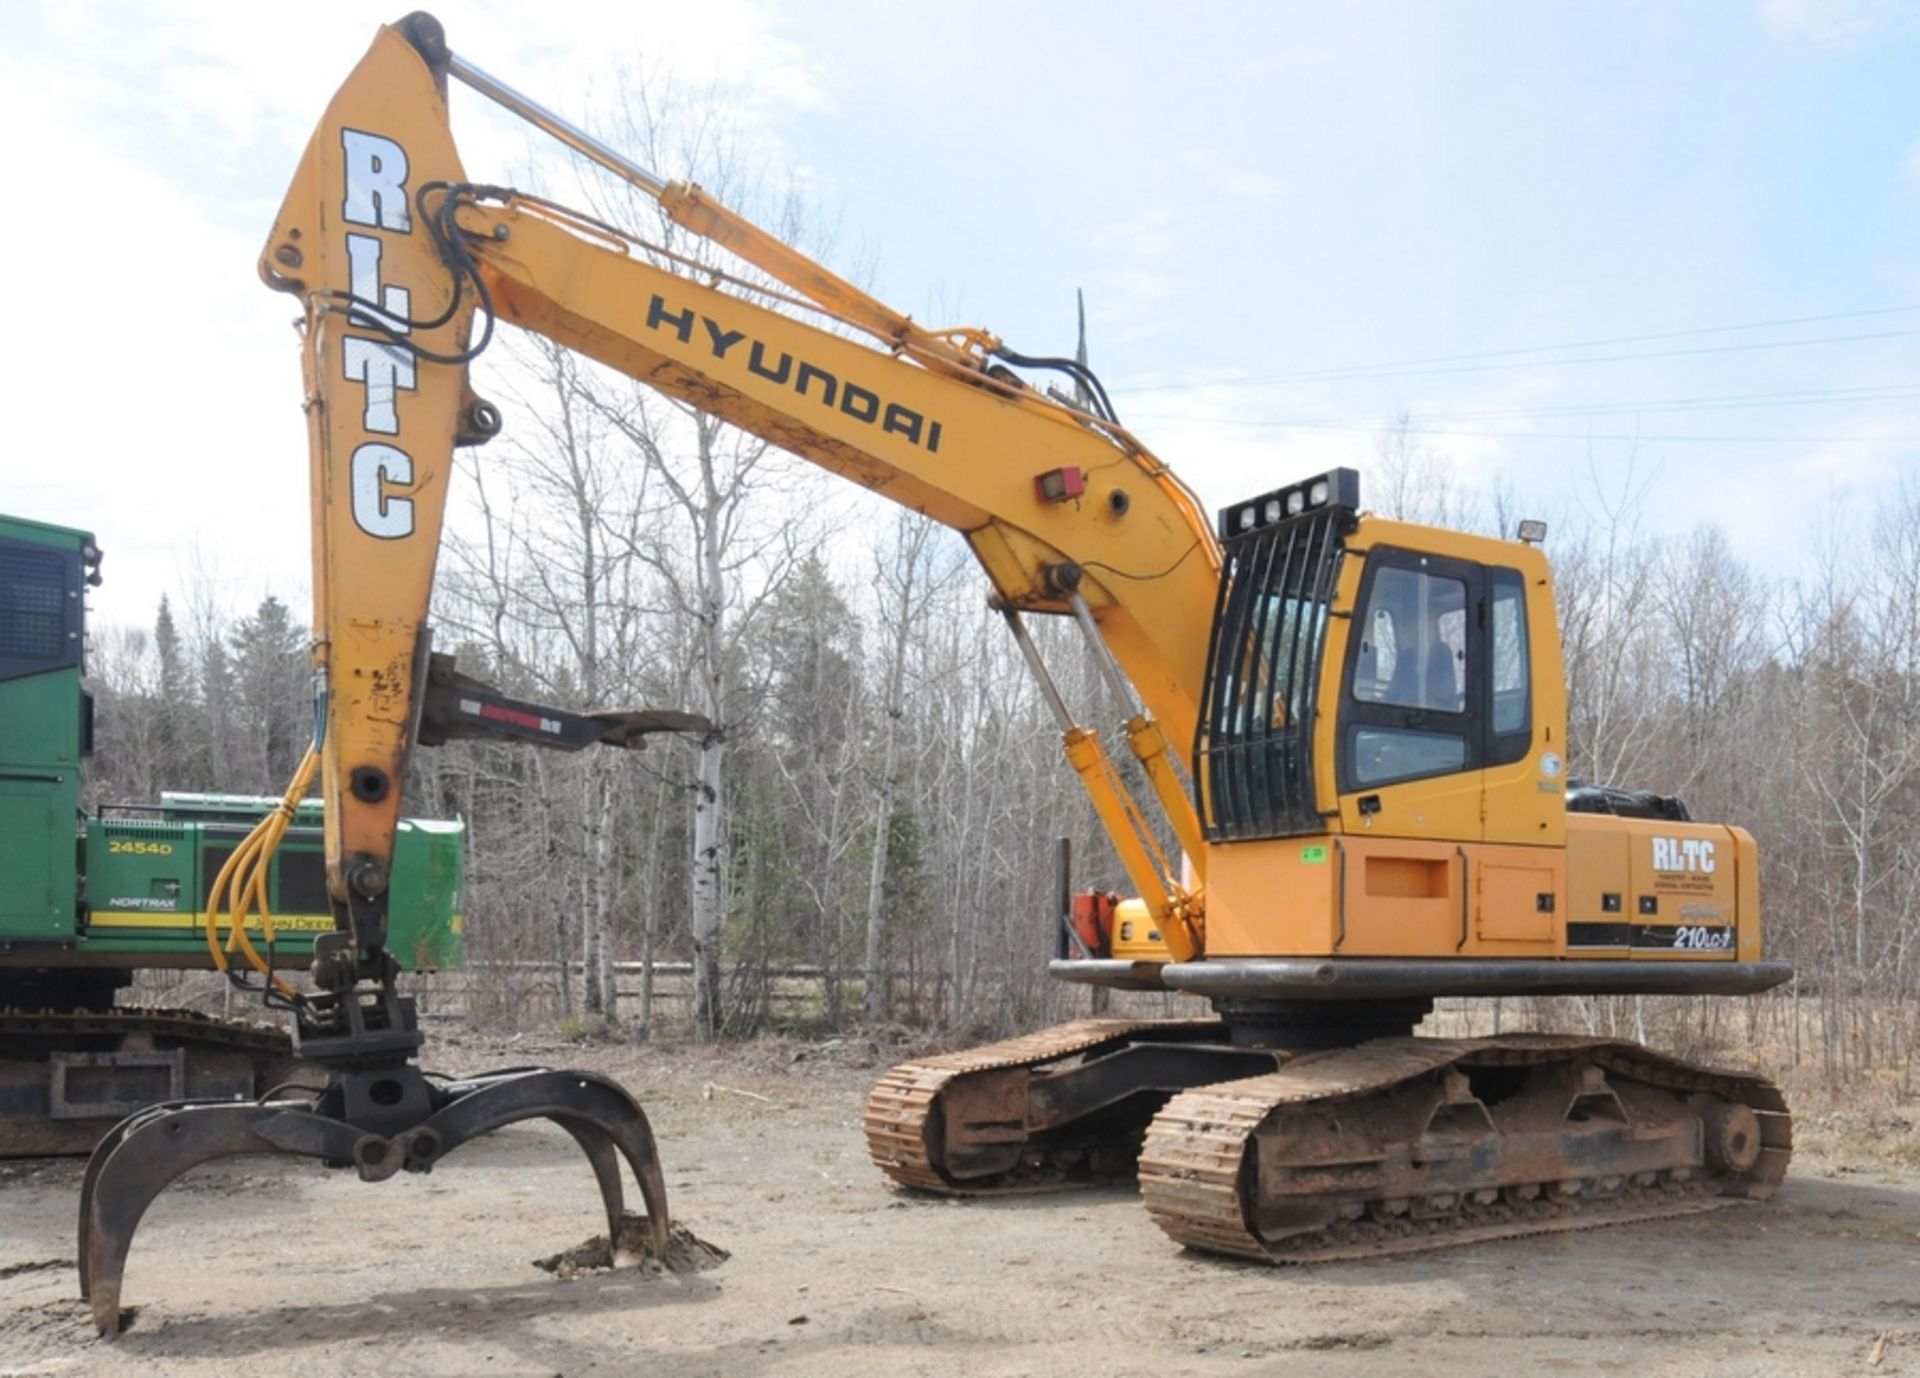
[0,513,464,1154]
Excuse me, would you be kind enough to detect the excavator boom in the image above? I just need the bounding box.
[254,13,1223,963]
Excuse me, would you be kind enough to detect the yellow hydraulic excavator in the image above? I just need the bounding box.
[79,12,1791,1326]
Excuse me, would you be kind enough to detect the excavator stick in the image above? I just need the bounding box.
[77,1065,668,1335]
[62,16,731,1332]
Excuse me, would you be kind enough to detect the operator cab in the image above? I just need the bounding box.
[1195,469,1561,850]
[0,516,98,954]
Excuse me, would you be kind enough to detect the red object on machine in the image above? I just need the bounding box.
[1034,466,1086,503]
[1069,892,1118,958]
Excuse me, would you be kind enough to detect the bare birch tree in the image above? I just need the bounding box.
[861,512,957,1020]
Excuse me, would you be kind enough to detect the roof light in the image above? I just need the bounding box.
[1215,467,1362,541]
[1517,519,1548,544]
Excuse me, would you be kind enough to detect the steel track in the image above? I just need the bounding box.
[863,1018,1225,1192]
[0,1007,294,1157]
[0,1007,292,1055]
[1138,1033,1791,1262]
[865,1022,1793,1264]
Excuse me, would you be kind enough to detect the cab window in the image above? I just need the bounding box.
[1490,568,1529,737]
[1350,727,1467,786]
[1351,566,1466,713]
[1339,552,1481,794]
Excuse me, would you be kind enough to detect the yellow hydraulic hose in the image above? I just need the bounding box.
[203,747,318,1000]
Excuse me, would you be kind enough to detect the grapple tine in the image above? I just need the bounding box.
[78,1097,201,1302]
[81,1101,363,1335]
[75,1066,671,1333]
[555,1120,627,1241]
[417,1069,671,1251]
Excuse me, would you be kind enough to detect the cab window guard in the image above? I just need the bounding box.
[1196,508,1346,841]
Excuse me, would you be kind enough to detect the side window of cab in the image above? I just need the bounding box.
[1488,567,1532,763]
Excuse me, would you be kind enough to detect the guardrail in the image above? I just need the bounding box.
[405,959,917,1021]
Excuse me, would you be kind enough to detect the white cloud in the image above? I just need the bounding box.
[1781,410,1918,486]
[1180,147,1290,202]
[0,55,312,626]
[1758,0,1913,44]
[1234,49,1332,80]
[5,0,1911,639]
[0,0,820,632]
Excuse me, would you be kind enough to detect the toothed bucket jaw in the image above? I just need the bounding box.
[76,1064,669,1336]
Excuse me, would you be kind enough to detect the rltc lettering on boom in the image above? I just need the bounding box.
[339,128,420,540]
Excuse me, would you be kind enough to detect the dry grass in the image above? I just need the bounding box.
[1420,993,1920,1171]
[1779,1065,1920,1171]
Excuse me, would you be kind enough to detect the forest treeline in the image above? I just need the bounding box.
[83,373,1920,1083]
[77,91,1920,1078]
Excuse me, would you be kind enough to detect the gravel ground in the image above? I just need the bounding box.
[3,1032,1917,1377]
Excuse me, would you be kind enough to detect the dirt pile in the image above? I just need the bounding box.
[533,1213,729,1278]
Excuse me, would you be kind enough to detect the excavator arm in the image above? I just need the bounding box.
[77,14,1226,1329]
[261,12,1222,972]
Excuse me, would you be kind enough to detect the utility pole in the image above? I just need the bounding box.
[1073,288,1093,411]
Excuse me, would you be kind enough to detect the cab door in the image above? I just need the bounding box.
[1334,547,1486,843]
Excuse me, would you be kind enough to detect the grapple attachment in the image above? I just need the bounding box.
[77,1062,668,1335]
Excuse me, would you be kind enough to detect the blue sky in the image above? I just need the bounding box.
[3,0,1915,627]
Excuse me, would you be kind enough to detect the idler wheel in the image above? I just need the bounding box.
[1702,1102,1762,1173]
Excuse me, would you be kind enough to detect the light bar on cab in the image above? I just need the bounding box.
[1216,468,1361,541]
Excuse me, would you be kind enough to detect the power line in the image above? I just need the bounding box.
[1139,416,1920,445]
[1117,326,1920,390]
[1112,302,1920,392]
[1319,303,1920,371]
[1127,383,1920,428]
[1403,384,1920,421]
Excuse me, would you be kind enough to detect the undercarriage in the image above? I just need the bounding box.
[0,1007,296,1157]
[864,995,1790,1263]
[0,970,300,1159]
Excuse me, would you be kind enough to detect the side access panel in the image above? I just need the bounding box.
[1566,814,1744,960]
[0,784,72,941]
[1476,860,1558,943]
[1203,835,1564,958]
[386,820,467,971]
[82,819,201,942]
[0,520,90,948]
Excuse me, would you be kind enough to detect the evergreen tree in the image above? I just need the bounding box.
[229,595,308,791]
[201,637,235,786]
[152,595,207,790]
